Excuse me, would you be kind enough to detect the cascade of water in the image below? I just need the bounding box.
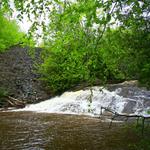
[12,84,150,116]
[14,86,150,116]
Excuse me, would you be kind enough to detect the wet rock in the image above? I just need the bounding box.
[143,100,150,108]
[107,80,138,91]
[122,100,137,114]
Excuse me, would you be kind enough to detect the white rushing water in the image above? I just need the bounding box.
[15,86,150,117]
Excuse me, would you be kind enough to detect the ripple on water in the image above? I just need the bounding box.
[0,112,150,150]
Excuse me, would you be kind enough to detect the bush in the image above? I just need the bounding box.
[0,12,24,52]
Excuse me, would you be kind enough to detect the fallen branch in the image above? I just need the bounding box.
[6,96,26,108]
[100,106,150,135]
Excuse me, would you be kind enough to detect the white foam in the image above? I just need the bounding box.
[14,87,128,116]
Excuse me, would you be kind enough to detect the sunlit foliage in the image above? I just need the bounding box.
[0,0,149,92]
[0,12,24,52]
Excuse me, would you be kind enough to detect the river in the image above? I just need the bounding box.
[0,111,148,150]
[0,82,150,149]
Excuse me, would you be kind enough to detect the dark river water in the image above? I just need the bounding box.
[0,112,149,150]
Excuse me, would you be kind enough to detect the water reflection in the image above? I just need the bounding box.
[0,112,149,150]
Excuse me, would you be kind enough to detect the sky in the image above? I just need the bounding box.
[9,0,31,33]
[10,0,77,33]
[14,14,32,33]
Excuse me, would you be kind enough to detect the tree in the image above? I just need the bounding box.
[0,11,24,52]
[0,0,149,41]
[38,4,107,93]
[1,0,149,90]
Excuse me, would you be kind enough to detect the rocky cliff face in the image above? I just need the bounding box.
[0,46,50,103]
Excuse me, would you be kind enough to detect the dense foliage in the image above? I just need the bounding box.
[38,6,107,93]
[101,28,150,85]
[38,1,150,93]
[0,0,149,93]
[0,12,24,52]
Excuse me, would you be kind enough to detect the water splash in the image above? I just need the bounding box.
[13,86,148,116]
[13,84,150,117]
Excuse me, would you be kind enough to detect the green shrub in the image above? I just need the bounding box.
[0,12,24,52]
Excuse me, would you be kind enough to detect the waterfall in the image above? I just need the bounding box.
[15,86,150,117]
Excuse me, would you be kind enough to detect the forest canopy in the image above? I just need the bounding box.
[0,0,150,93]
[1,0,149,35]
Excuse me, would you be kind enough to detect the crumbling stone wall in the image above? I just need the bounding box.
[0,46,50,103]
